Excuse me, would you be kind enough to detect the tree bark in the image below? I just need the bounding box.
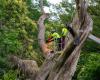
[37,13,50,57]
[37,0,54,58]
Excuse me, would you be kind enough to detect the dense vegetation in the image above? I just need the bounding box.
[0,0,100,80]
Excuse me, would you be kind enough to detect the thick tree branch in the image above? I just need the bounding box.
[8,55,39,79]
[88,34,100,44]
[38,0,51,58]
[38,13,50,57]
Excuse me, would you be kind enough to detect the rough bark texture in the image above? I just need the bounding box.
[37,13,50,57]
[38,0,51,58]
[9,0,94,80]
[8,55,39,79]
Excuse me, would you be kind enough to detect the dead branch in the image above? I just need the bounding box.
[8,55,39,79]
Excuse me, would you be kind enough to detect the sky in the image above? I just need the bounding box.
[47,0,62,4]
[44,0,71,13]
[47,0,71,4]
[44,0,62,13]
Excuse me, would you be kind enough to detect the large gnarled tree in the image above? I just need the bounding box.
[9,0,94,80]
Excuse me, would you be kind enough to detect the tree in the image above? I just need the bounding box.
[0,0,37,58]
[9,0,93,80]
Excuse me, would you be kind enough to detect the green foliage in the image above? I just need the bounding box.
[0,29,22,54]
[59,0,75,23]
[59,13,73,23]
[25,0,49,21]
[45,22,65,40]
[0,56,9,79]
[73,52,100,80]
[0,0,38,57]
[0,0,43,78]
[88,0,100,37]
[82,39,100,52]
[25,0,41,21]
[3,70,18,80]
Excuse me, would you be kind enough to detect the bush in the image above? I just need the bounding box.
[3,70,18,80]
[73,52,100,80]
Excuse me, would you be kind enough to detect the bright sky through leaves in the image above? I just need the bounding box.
[47,0,62,4]
[44,0,62,13]
[44,0,71,13]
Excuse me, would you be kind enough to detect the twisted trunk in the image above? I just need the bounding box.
[36,0,93,80]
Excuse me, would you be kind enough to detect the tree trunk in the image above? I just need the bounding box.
[36,0,93,80]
